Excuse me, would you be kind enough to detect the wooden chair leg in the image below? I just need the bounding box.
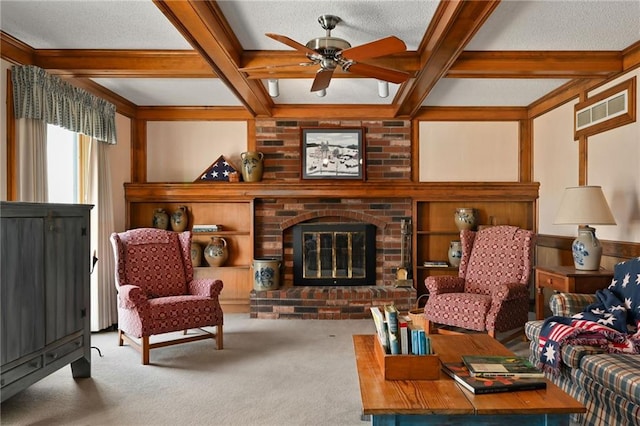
[216,325,223,350]
[142,336,150,365]
[118,329,124,346]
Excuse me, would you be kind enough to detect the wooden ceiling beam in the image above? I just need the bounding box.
[448,51,622,78]
[0,31,35,65]
[34,49,213,78]
[153,0,272,117]
[394,0,501,118]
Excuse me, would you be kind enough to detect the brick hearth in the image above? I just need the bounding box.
[250,286,416,319]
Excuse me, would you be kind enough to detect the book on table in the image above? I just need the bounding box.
[442,362,547,395]
[461,355,544,378]
[370,307,389,353]
[384,304,401,354]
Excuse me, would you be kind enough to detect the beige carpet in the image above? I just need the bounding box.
[1,314,530,426]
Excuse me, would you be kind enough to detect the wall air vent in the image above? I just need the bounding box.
[574,77,636,139]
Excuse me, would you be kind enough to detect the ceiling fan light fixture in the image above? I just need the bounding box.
[268,79,279,98]
[378,81,389,98]
[316,89,327,97]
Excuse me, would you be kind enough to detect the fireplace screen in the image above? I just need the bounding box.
[293,223,376,286]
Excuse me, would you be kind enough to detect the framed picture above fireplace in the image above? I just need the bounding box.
[301,127,365,180]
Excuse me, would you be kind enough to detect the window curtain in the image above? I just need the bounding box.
[83,136,118,331]
[11,65,118,329]
[12,65,117,144]
[15,118,47,202]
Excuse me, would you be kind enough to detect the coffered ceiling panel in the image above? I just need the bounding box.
[1,0,638,114]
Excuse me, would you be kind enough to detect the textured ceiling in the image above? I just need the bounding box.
[1,0,639,109]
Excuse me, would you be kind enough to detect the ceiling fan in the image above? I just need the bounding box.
[245,15,411,93]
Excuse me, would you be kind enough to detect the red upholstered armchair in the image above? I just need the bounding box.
[423,225,535,342]
[110,228,224,364]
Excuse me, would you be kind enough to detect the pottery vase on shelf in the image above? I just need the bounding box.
[240,151,264,182]
[170,205,189,232]
[152,208,169,230]
[190,242,202,268]
[448,240,462,267]
[204,236,229,267]
[454,208,478,231]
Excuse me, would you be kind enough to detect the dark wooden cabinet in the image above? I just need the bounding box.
[1,202,92,402]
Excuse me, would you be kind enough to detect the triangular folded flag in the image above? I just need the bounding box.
[196,155,239,182]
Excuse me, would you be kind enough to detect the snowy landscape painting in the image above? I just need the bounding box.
[301,128,364,180]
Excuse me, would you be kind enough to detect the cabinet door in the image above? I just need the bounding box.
[0,218,46,365]
[44,216,86,345]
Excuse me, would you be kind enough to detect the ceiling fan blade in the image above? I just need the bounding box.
[346,62,410,84]
[340,36,406,61]
[311,68,334,92]
[239,62,314,72]
[266,33,319,57]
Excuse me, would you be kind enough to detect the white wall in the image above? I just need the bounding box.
[146,121,247,182]
[533,101,579,237]
[587,69,640,242]
[418,121,519,181]
[534,69,640,243]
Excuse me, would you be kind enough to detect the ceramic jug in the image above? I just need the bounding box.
[204,236,229,267]
[240,151,264,182]
[252,258,281,290]
[190,242,202,268]
[152,208,169,230]
[448,240,462,267]
[454,207,478,231]
[170,205,189,232]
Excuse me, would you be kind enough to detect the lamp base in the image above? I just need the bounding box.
[572,225,602,271]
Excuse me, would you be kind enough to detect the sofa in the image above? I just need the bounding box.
[525,258,640,426]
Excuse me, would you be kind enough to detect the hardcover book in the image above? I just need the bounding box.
[442,362,547,395]
[384,304,401,355]
[422,261,449,267]
[370,307,389,353]
[462,355,544,378]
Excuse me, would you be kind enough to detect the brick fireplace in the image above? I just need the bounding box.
[249,119,416,319]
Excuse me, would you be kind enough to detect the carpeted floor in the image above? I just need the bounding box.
[1,313,531,426]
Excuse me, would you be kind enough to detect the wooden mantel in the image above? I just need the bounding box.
[124,181,540,202]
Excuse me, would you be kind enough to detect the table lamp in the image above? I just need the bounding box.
[554,186,616,270]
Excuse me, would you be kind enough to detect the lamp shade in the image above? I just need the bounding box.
[554,186,616,225]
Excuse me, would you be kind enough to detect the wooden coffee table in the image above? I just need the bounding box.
[353,334,585,426]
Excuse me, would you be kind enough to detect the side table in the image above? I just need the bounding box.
[535,265,614,320]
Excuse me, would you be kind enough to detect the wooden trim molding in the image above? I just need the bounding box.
[537,234,640,260]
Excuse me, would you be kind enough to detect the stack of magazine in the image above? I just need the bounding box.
[441,355,546,394]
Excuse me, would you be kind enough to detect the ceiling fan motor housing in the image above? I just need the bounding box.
[305,37,351,57]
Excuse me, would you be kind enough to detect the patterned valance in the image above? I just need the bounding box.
[12,65,117,144]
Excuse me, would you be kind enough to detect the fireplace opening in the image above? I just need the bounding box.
[292,223,376,286]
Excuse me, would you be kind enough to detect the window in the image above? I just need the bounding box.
[574,77,636,139]
[46,124,79,203]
